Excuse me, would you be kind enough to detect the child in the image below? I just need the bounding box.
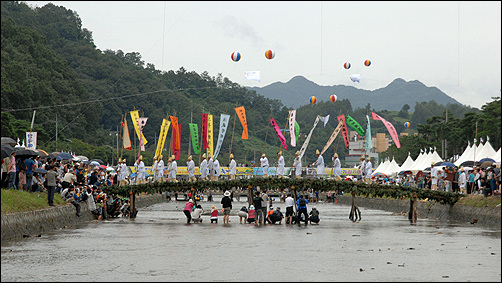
[192,204,204,223]
[210,205,218,223]
[237,206,248,224]
[247,205,255,223]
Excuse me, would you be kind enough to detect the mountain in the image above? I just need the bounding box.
[247,76,461,111]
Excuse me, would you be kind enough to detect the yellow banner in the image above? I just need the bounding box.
[207,114,214,157]
[155,119,171,158]
[130,110,148,145]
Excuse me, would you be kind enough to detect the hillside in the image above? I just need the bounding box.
[247,76,462,111]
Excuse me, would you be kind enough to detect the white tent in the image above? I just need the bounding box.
[495,148,501,163]
[414,149,433,171]
[475,141,497,161]
[454,143,473,166]
[383,157,401,176]
[410,150,426,171]
[399,153,415,171]
[374,158,390,174]
[455,141,483,166]
[429,149,443,165]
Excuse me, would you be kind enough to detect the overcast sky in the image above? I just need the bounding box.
[25,1,501,109]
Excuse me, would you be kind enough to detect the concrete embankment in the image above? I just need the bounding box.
[336,194,501,229]
[1,193,165,241]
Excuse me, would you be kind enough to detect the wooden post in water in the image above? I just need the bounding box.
[408,194,418,223]
[248,185,253,206]
[349,191,361,222]
[129,189,137,219]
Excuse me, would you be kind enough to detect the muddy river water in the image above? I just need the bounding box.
[1,198,501,282]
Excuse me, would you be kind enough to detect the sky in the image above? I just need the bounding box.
[24,1,501,109]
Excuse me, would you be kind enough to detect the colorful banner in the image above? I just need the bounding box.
[121,117,132,150]
[295,120,300,144]
[130,110,148,144]
[137,117,148,152]
[201,113,208,150]
[298,115,320,160]
[365,115,373,152]
[169,116,179,150]
[189,123,201,155]
[207,114,214,158]
[337,114,350,149]
[155,119,171,158]
[345,115,365,136]
[371,112,400,148]
[235,106,249,139]
[172,123,181,160]
[26,132,37,150]
[214,114,230,159]
[270,118,288,151]
[288,110,296,147]
[320,121,343,155]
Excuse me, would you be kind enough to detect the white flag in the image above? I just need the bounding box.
[213,114,230,159]
[320,115,330,127]
[298,116,321,160]
[288,109,296,147]
[244,71,260,82]
[350,74,360,83]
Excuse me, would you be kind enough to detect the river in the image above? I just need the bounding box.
[1,198,501,282]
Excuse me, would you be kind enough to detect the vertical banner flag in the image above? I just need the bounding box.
[337,114,350,149]
[298,115,320,160]
[130,110,148,144]
[172,123,181,160]
[155,119,171,158]
[345,115,365,136]
[122,117,132,150]
[320,115,330,127]
[201,113,208,149]
[320,121,343,155]
[207,115,214,157]
[137,117,148,152]
[170,116,180,150]
[371,112,401,148]
[26,132,37,150]
[288,110,296,147]
[295,120,300,144]
[270,118,288,151]
[188,123,201,155]
[214,114,230,159]
[234,106,249,139]
[365,115,373,152]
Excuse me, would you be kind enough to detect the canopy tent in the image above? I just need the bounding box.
[413,149,432,171]
[398,153,415,171]
[495,148,501,163]
[454,143,473,167]
[383,157,401,176]
[429,149,443,165]
[475,141,497,162]
[374,158,390,174]
[409,150,425,171]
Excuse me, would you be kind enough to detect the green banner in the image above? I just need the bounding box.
[295,120,300,143]
[189,123,201,155]
[345,115,365,136]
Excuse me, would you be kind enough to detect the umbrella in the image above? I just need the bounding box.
[441,161,456,168]
[460,161,478,167]
[462,166,473,172]
[51,152,60,157]
[398,170,413,175]
[98,165,107,170]
[76,155,89,161]
[58,152,73,160]
[1,144,14,159]
[434,161,443,166]
[130,172,150,178]
[13,147,38,158]
[480,160,493,169]
[1,137,17,147]
[90,159,104,165]
[478,157,495,163]
[36,149,49,157]
[34,168,47,174]
[371,172,387,179]
[90,161,100,166]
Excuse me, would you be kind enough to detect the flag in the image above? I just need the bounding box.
[26,132,37,150]
[320,115,330,128]
[244,71,260,82]
[365,115,372,152]
[201,113,208,149]
[271,118,287,151]
[214,114,230,159]
[337,114,350,149]
[137,118,148,152]
[207,114,214,157]
[155,119,171,158]
[288,110,296,147]
[345,115,365,136]
[298,115,320,160]
[170,116,180,150]
[350,74,360,83]
[130,110,148,144]
[122,118,132,150]
[235,106,249,139]
[371,112,400,148]
[320,121,343,155]
[172,123,181,160]
[295,120,300,144]
[189,123,201,155]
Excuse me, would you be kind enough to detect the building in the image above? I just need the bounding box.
[345,131,379,168]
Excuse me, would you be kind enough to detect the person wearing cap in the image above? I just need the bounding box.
[229,154,237,180]
[183,199,195,224]
[134,155,146,184]
[187,155,196,182]
[156,155,165,182]
[260,153,269,178]
[168,155,177,182]
[152,156,159,181]
[199,153,208,181]
[359,156,366,182]
[364,157,373,184]
[207,154,214,181]
[458,167,467,194]
[332,153,342,181]
[430,162,439,190]
[276,151,285,178]
[212,157,221,181]
[221,190,232,224]
[293,150,302,179]
[309,206,320,224]
[311,149,325,179]
[117,159,128,186]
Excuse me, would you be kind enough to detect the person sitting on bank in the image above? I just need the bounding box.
[309,206,320,224]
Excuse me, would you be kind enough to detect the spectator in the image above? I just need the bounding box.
[477,177,491,197]
[210,205,218,223]
[7,152,16,189]
[247,205,255,224]
[268,207,284,224]
[62,169,77,189]
[296,195,309,225]
[24,157,35,191]
[221,190,232,224]
[18,160,27,191]
[252,191,264,226]
[284,194,295,225]
[46,165,58,206]
[63,185,81,217]
[309,206,320,224]
[191,204,204,223]
[183,199,194,224]
[237,206,248,224]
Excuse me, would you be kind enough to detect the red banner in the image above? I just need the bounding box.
[337,114,350,149]
[170,116,180,150]
[270,118,287,151]
[371,112,401,148]
[172,123,181,160]
[201,113,208,149]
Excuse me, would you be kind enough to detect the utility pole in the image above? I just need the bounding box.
[55,113,58,151]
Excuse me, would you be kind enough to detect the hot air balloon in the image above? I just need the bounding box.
[404,122,411,128]
[265,49,275,59]
[364,60,371,66]
[344,62,351,69]
[330,94,337,103]
[310,96,317,104]
[231,52,241,62]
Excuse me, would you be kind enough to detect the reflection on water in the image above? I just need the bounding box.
[2,199,501,282]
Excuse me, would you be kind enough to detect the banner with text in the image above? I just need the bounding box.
[130,110,148,144]
[288,109,296,147]
[235,106,249,139]
[214,114,230,159]
[201,113,208,150]
[337,114,350,149]
[207,114,214,158]
[155,119,171,158]
[320,121,343,155]
[189,123,201,155]
[298,115,320,160]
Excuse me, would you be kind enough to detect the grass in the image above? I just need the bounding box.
[1,189,66,214]
[455,194,501,209]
